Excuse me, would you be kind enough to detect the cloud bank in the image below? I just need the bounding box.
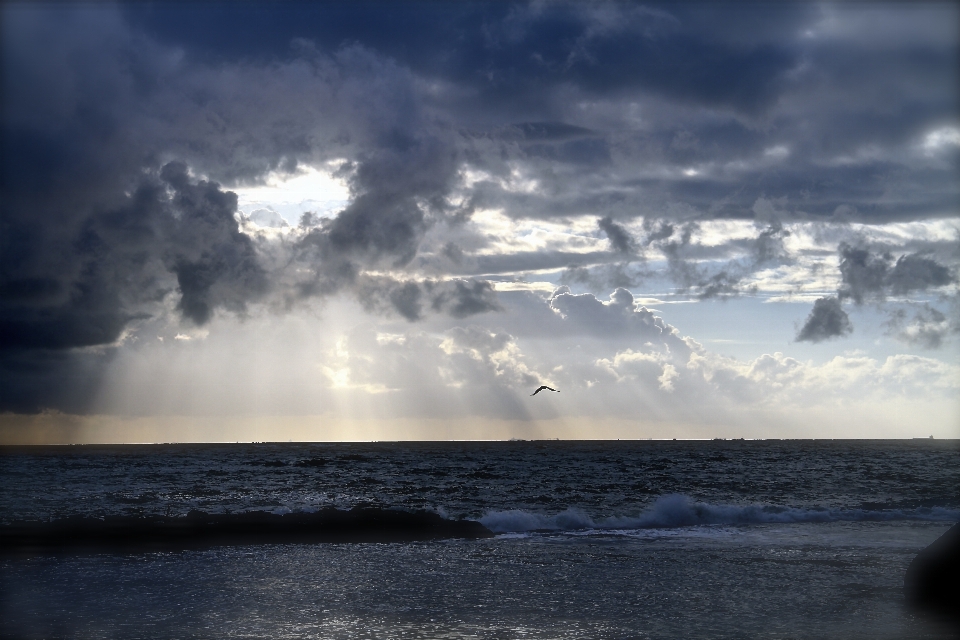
[1,2,957,436]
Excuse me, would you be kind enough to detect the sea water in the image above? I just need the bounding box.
[1,440,957,639]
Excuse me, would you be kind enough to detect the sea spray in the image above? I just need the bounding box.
[480,494,960,533]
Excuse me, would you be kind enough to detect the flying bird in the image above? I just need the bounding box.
[531,385,559,396]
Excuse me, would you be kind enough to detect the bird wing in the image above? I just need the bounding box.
[531,385,558,395]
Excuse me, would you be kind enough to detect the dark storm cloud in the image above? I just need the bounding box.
[796,242,957,349]
[293,130,463,297]
[2,2,958,413]
[793,242,956,346]
[357,278,424,321]
[598,216,635,255]
[560,262,647,292]
[886,254,956,296]
[2,3,310,381]
[439,2,956,225]
[123,2,806,116]
[121,1,934,225]
[652,222,769,300]
[281,121,506,322]
[838,243,955,304]
[440,242,465,265]
[883,304,958,350]
[796,297,853,343]
[837,245,894,304]
[1,163,267,348]
[430,279,502,319]
[0,162,270,411]
[161,162,269,324]
[556,216,793,295]
[117,2,958,226]
[455,3,803,119]
[693,272,754,300]
[496,122,595,143]
[753,222,791,266]
[2,6,462,364]
[357,277,501,322]
[642,219,676,245]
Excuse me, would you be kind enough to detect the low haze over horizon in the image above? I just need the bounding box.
[2,1,958,443]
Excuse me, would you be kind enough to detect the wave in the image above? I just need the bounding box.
[1,507,493,553]
[480,494,960,534]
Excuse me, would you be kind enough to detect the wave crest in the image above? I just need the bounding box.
[479,494,960,533]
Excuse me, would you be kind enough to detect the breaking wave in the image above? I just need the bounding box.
[1,507,493,553]
[480,494,960,534]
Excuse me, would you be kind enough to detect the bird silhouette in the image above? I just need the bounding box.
[531,385,558,396]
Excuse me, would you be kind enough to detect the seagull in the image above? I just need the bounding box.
[531,385,559,396]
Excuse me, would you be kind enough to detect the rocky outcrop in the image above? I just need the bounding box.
[905,522,960,627]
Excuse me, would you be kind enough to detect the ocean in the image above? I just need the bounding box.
[1,439,957,639]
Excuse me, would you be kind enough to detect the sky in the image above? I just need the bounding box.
[1,1,958,443]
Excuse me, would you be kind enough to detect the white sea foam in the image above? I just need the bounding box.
[479,494,960,533]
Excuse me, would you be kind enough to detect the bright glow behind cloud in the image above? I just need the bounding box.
[233,164,351,225]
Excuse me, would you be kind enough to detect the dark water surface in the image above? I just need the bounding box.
[2,440,958,638]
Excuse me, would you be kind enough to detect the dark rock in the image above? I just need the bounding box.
[905,522,960,627]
